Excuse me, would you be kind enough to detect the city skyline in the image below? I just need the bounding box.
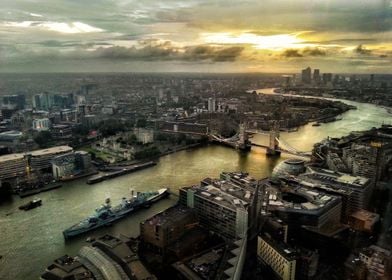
[0,0,391,73]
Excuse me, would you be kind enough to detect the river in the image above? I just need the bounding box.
[0,88,390,279]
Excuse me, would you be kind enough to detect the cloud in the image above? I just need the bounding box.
[183,45,244,61]
[354,44,372,55]
[3,21,104,34]
[280,47,328,58]
[282,49,303,57]
[0,0,390,73]
[302,48,327,56]
[67,41,244,62]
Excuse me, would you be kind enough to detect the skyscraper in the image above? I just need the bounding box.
[313,69,320,84]
[301,67,312,84]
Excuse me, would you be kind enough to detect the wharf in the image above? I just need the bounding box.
[18,183,62,198]
[59,169,99,182]
[87,161,157,184]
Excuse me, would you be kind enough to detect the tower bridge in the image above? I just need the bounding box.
[159,120,311,159]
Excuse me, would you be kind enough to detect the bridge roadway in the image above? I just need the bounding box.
[160,128,311,159]
[250,143,311,159]
[160,129,208,136]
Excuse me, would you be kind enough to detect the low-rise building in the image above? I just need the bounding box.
[42,235,156,280]
[348,209,380,233]
[52,153,76,179]
[32,118,50,131]
[0,153,27,180]
[140,206,198,255]
[258,234,297,280]
[30,145,73,172]
[265,181,342,230]
[299,167,371,214]
[134,128,154,144]
[179,182,253,240]
[359,245,392,280]
[52,151,91,179]
[51,124,73,140]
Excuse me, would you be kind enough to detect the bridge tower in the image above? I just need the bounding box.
[266,121,281,156]
[237,123,251,151]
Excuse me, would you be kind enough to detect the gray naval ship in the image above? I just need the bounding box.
[63,188,169,239]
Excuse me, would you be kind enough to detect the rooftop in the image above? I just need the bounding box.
[350,209,380,223]
[91,235,157,280]
[220,171,258,188]
[184,184,250,211]
[266,179,341,215]
[142,206,194,227]
[30,146,73,157]
[301,167,370,189]
[41,255,94,280]
[0,153,25,163]
[260,233,297,261]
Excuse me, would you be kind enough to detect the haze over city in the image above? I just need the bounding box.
[1,1,392,280]
[1,0,391,73]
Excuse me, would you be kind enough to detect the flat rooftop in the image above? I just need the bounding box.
[0,153,25,163]
[281,176,352,197]
[351,209,380,223]
[91,235,157,280]
[302,167,370,189]
[221,171,258,187]
[142,206,194,227]
[0,130,22,136]
[210,179,255,203]
[0,146,73,163]
[30,146,73,157]
[184,184,250,211]
[260,234,297,261]
[266,180,341,215]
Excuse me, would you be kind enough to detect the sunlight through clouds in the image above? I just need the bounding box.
[3,21,104,34]
[201,32,315,50]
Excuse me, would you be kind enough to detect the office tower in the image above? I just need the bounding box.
[301,67,312,84]
[313,69,320,84]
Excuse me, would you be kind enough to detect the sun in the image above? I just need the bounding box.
[201,32,311,50]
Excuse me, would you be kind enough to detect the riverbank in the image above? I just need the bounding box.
[1,90,390,280]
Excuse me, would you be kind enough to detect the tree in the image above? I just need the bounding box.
[136,118,147,128]
[34,131,53,148]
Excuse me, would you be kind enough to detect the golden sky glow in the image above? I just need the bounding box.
[0,0,390,73]
[202,32,312,50]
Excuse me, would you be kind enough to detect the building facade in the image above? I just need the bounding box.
[258,234,297,280]
[32,118,51,131]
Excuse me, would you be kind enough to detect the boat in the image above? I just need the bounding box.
[19,198,42,211]
[312,123,321,127]
[86,237,96,243]
[63,188,169,239]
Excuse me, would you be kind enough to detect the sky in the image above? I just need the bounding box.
[0,0,391,73]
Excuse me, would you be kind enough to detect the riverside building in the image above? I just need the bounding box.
[0,145,73,179]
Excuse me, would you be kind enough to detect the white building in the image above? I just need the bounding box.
[32,118,50,131]
[208,97,216,112]
[134,128,154,144]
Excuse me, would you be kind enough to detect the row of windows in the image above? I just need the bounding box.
[258,240,295,278]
